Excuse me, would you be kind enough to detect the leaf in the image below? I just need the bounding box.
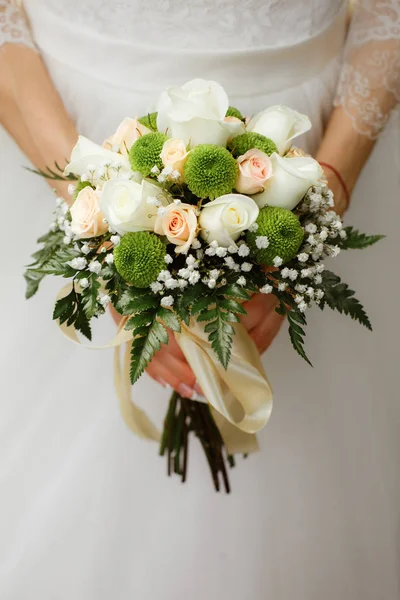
[174,295,191,326]
[219,283,251,301]
[157,308,181,332]
[24,270,46,299]
[31,246,80,276]
[53,288,76,322]
[81,277,101,319]
[129,316,168,384]
[217,297,247,315]
[125,311,154,331]
[321,270,372,330]
[191,295,215,315]
[25,161,77,181]
[287,311,312,367]
[116,287,157,315]
[197,307,218,323]
[204,307,235,369]
[74,308,92,341]
[340,227,385,250]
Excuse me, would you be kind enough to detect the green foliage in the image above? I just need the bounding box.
[138,112,158,131]
[319,270,372,330]
[114,232,166,288]
[25,161,77,181]
[73,180,94,200]
[80,276,101,319]
[25,230,65,298]
[226,106,244,120]
[184,144,238,199]
[228,132,278,158]
[129,132,168,176]
[287,310,312,367]
[29,245,80,277]
[246,206,304,266]
[339,226,385,250]
[53,286,92,340]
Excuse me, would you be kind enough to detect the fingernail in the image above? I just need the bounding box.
[156,377,171,390]
[178,382,197,400]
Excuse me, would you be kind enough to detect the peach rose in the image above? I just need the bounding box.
[154,203,198,254]
[160,139,189,178]
[70,187,108,239]
[103,117,151,157]
[235,149,273,194]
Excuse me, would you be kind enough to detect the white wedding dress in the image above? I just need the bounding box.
[1,1,400,599]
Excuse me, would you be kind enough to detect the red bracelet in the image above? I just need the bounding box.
[319,161,350,209]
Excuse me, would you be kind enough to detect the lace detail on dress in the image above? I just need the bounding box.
[334,0,400,138]
[0,0,36,50]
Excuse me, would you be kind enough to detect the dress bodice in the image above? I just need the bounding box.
[24,0,344,51]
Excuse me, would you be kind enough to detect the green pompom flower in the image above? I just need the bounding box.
[229,132,278,158]
[226,106,244,120]
[246,206,304,266]
[114,232,166,288]
[129,132,168,176]
[138,112,158,131]
[73,180,93,200]
[184,144,238,200]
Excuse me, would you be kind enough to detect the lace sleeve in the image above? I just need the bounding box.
[0,0,37,51]
[334,0,400,138]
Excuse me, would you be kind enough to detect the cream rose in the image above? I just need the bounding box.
[254,153,324,211]
[154,203,198,254]
[103,118,151,157]
[156,79,244,147]
[160,139,189,177]
[199,194,259,247]
[247,105,311,155]
[64,136,131,185]
[100,179,168,235]
[236,149,273,194]
[70,187,108,239]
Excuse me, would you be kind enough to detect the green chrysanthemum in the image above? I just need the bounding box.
[114,232,166,288]
[129,132,168,177]
[73,180,93,200]
[229,132,278,158]
[138,112,158,131]
[246,206,304,266]
[226,106,244,120]
[184,144,238,200]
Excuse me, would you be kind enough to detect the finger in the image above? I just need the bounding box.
[241,293,278,331]
[162,330,187,363]
[249,311,285,354]
[146,352,197,397]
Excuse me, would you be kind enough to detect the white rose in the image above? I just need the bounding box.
[100,179,168,235]
[199,194,259,247]
[156,79,245,147]
[254,153,323,211]
[247,105,311,155]
[102,118,151,157]
[64,136,131,183]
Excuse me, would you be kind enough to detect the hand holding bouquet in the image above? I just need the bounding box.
[25,79,383,492]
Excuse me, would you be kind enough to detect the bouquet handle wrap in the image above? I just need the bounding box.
[57,285,273,453]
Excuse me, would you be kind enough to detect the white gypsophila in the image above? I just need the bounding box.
[68,183,76,196]
[165,278,179,289]
[171,170,181,181]
[301,268,313,278]
[69,257,87,270]
[161,295,174,307]
[147,196,161,207]
[105,253,114,265]
[228,245,238,253]
[260,284,273,294]
[164,254,173,264]
[298,301,308,313]
[241,262,252,272]
[294,294,304,304]
[281,267,290,279]
[178,279,188,289]
[178,268,191,279]
[196,250,204,260]
[315,264,325,274]
[209,269,220,280]
[297,253,309,263]
[315,289,324,300]
[314,274,323,284]
[188,271,200,285]
[81,243,91,255]
[191,238,201,249]
[305,223,317,234]
[288,270,298,281]
[273,256,283,267]
[158,270,171,282]
[278,282,287,291]
[319,230,328,241]
[80,278,89,289]
[150,282,163,294]
[307,234,316,246]
[295,284,307,293]
[306,287,315,298]
[205,247,216,256]
[63,236,72,245]
[157,206,167,217]
[224,256,240,271]
[248,222,259,233]
[216,247,227,257]
[151,165,160,175]
[50,222,57,232]
[186,255,195,266]
[312,253,320,262]
[89,260,102,274]
[331,245,341,257]
[238,244,250,257]
[208,279,217,289]
[339,229,347,239]
[237,276,246,286]
[255,236,269,249]
[110,235,121,246]
[99,294,111,308]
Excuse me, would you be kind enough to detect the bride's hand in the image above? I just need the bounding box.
[129,293,283,397]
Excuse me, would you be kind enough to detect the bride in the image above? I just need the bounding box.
[1,1,399,598]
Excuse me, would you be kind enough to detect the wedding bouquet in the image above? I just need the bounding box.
[25,79,383,492]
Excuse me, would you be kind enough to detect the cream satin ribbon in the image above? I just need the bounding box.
[57,284,273,453]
